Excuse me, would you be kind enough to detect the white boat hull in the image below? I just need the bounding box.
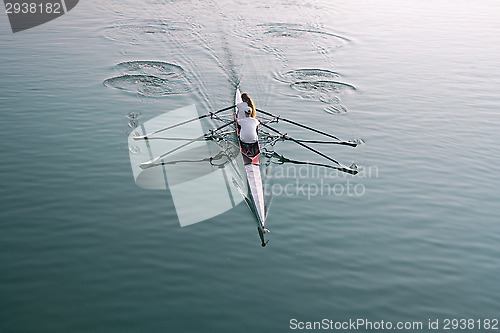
[234,88,267,245]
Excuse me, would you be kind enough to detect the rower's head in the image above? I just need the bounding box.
[241,93,256,118]
[244,108,252,117]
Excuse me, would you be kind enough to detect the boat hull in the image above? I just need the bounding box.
[234,88,267,246]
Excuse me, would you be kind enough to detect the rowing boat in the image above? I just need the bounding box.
[129,88,360,246]
[234,88,268,246]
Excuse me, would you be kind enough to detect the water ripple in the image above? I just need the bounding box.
[126,112,142,120]
[103,19,197,45]
[275,68,341,83]
[274,69,356,112]
[103,61,191,98]
[104,74,190,97]
[289,80,356,106]
[290,80,356,94]
[231,22,350,61]
[116,61,185,77]
[324,104,348,115]
[260,23,351,42]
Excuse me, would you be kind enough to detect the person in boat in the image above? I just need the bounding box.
[236,92,256,119]
[237,105,260,144]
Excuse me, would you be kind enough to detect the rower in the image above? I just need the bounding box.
[237,106,260,144]
[236,92,256,119]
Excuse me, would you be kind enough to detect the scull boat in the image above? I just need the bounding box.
[130,87,361,247]
[234,88,268,246]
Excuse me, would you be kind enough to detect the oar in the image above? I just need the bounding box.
[262,149,358,174]
[134,105,235,140]
[134,151,228,169]
[292,139,358,147]
[139,120,235,169]
[257,108,358,145]
[260,123,358,174]
[136,137,207,141]
[141,129,236,141]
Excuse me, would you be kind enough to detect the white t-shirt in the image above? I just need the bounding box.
[236,102,251,119]
[238,117,259,143]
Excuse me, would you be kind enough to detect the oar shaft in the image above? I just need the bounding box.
[257,108,340,141]
[139,137,206,141]
[294,139,357,147]
[134,105,235,140]
[267,151,358,174]
[290,137,342,166]
[260,122,351,170]
[140,120,235,169]
[141,133,206,167]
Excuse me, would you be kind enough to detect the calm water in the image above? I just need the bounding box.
[1,1,500,332]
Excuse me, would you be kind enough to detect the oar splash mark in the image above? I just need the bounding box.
[103,19,197,45]
[274,68,356,114]
[275,69,341,84]
[103,61,191,98]
[231,22,350,63]
[324,104,348,115]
